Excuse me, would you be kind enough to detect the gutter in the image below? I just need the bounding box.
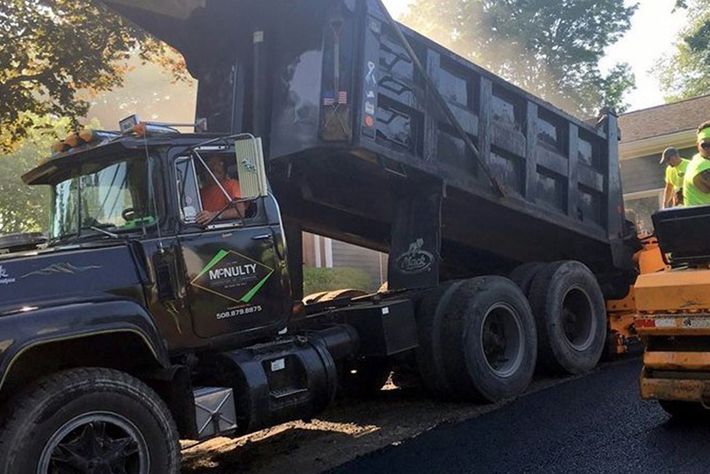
[620,129,695,160]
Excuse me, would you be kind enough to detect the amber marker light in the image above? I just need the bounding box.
[63,132,81,148]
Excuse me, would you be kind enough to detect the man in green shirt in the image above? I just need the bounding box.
[683,121,710,207]
[661,147,689,208]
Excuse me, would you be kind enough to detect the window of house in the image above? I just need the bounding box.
[624,191,663,235]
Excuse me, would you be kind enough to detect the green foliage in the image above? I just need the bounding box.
[303,267,374,295]
[0,115,69,234]
[657,0,710,101]
[88,56,196,127]
[0,0,187,153]
[401,0,638,117]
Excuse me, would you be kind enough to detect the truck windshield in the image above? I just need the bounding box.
[49,157,154,241]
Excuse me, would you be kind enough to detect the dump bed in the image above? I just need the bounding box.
[103,0,636,295]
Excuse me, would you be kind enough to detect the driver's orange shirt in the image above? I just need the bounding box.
[200,179,241,212]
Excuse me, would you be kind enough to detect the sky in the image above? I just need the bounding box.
[600,0,687,111]
[384,0,688,113]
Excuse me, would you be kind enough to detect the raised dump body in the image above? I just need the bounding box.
[104,0,636,296]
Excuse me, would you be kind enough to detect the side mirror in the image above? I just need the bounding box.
[235,137,268,199]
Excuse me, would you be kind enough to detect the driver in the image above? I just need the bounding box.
[196,155,242,225]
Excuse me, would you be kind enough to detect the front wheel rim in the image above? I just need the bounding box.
[37,411,150,474]
[480,302,525,378]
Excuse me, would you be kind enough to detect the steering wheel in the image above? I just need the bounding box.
[122,208,137,221]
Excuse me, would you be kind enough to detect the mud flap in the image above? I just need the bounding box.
[283,218,304,302]
[388,189,442,290]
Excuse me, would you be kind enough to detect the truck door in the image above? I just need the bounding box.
[173,151,289,340]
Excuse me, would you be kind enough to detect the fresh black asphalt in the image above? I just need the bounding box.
[331,359,710,473]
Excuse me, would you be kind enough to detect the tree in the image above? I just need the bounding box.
[657,0,710,101]
[0,0,187,154]
[401,0,638,117]
[0,116,70,234]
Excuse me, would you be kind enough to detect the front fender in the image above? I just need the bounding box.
[0,300,169,391]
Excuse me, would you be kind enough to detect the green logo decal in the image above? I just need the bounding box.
[191,249,274,304]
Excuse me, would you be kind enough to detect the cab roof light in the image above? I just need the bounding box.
[80,129,120,143]
[130,122,180,138]
[49,128,120,156]
[78,128,94,143]
[51,140,69,155]
[63,132,81,148]
[119,113,207,137]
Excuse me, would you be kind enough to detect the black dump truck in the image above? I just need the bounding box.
[0,0,638,471]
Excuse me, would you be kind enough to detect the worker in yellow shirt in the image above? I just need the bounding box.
[661,147,689,208]
[683,121,710,207]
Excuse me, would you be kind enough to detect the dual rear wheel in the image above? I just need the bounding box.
[416,276,537,402]
[523,261,607,374]
[415,260,606,402]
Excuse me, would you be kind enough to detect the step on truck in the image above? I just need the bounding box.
[0,0,639,471]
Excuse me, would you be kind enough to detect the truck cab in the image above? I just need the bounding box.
[15,131,292,351]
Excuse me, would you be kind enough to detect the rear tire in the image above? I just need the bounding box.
[443,277,537,402]
[415,281,461,399]
[0,368,180,474]
[417,277,537,402]
[509,262,545,296]
[528,261,606,374]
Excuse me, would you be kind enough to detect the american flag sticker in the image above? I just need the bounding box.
[338,91,348,104]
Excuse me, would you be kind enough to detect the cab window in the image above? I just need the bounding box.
[175,157,202,223]
[174,153,255,225]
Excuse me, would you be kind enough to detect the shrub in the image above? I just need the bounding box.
[303,267,374,295]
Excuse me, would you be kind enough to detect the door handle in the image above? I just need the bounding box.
[252,234,273,241]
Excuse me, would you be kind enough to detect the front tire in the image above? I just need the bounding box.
[0,368,180,474]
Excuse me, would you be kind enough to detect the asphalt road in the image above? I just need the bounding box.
[331,359,710,474]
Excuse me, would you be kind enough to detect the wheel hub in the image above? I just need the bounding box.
[38,412,149,474]
[480,303,524,378]
[561,286,596,352]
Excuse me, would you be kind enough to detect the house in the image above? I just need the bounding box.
[302,232,387,290]
[619,94,710,233]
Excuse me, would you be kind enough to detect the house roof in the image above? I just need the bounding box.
[619,94,710,144]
